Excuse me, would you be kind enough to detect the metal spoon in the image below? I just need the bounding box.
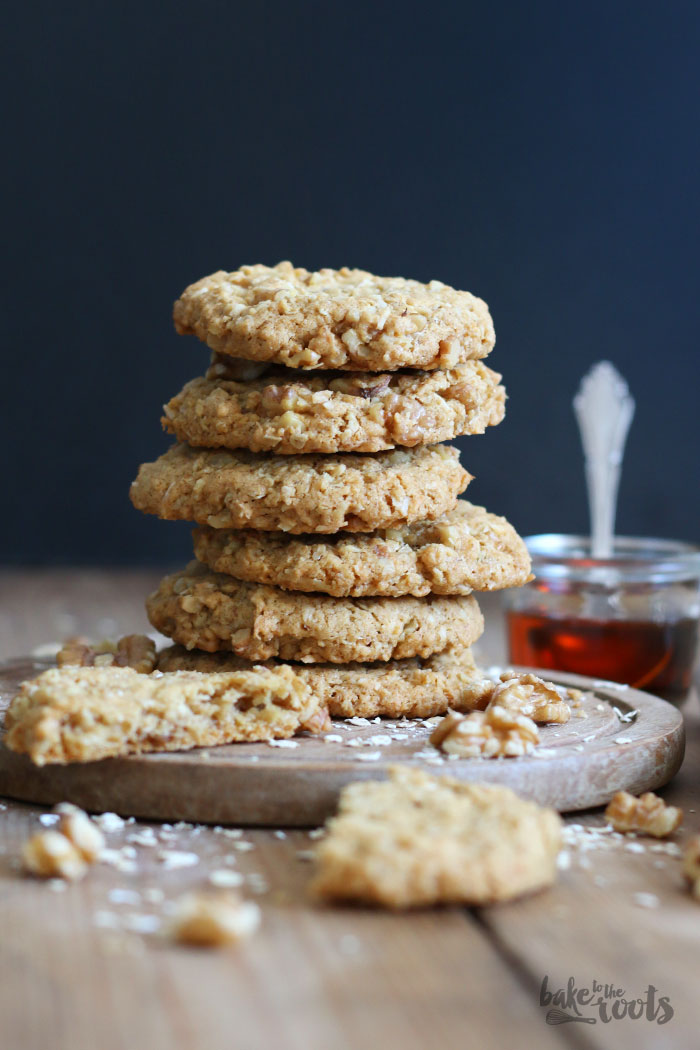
[573,361,635,559]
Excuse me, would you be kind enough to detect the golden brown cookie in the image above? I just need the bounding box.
[161,359,505,454]
[4,664,321,765]
[146,562,484,664]
[156,645,492,719]
[130,442,470,534]
[192,501,531,597]
[311,766,562,908]
[173,262,495,371]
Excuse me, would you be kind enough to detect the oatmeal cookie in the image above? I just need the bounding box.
[193,501,531,597]
[173,262,495,372]
[130,442,470,534]
[311,766,562,907]
[4,664,322,765]
[161,358,505,454]
[146,562,484,663]
[157,645,490,719]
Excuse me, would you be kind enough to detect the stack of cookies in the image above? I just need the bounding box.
[130,262,531,719]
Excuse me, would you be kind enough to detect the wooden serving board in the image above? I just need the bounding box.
[0,657,684,825]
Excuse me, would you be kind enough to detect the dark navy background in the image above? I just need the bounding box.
[4,1,699,564]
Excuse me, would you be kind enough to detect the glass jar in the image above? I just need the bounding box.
[504,535,700,705]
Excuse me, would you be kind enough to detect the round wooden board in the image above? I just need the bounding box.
[0,657,685,825]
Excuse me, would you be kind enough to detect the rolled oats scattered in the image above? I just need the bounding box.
[209,869,245,888]
[95,812,126,833]
[633,892,660,909]
[158,850,200,870]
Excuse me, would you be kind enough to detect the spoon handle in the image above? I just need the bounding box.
[573,362,635,559]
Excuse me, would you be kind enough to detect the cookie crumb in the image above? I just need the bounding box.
[169,892,260,947]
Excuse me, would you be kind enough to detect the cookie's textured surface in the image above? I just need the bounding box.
[4,664,320,766]
[173,262,495,371]
[157,645,493,719]
[130,443,470,534]
[162,358,505,454]
[193,502,531,598]
[311,766,562,908]
[147,562,484,664]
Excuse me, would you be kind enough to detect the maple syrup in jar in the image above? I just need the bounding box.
[505,535,700,705]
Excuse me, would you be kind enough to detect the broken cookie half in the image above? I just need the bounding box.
[4,664,326,765]
[311,765,562,908]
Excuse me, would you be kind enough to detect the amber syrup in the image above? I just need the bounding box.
[507,611,698,704]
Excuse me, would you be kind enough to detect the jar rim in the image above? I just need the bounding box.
[524,534,700,583]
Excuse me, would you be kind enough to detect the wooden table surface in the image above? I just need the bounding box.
[1,569,698,1050]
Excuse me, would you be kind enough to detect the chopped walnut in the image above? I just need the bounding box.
[55,803,105,861]
[682,836,700,900]
[327,373,393,399]
[490,672,571,724]
[356,375,392,399]
[57,635,156,674]
[300,705,332,735]
[22,804,105,880]
[170,891,261,947]
[604,791,683,838]
[22,830,88,881]
[430,705,539,759]
[206,353,271,382]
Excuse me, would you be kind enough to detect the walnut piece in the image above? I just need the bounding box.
[57,634,156,674]
[22,804,105,880]
[604,791,683,838]
[55,802,106,861]
[23,830,87,880]
[491,672,571,724]
[682,836,700,900]
[430,705,539,759]
[206,352,271,382]
[356,375,392,399]
[170,891,261,947]
[300,705,332,735]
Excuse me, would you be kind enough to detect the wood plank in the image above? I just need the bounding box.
[2,570,697,1048]
[476,695,700,1047]
[0,804,573,1050]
